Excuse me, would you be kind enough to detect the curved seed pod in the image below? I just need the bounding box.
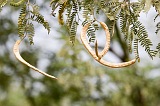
[96,22,111,59]
[13,40,57,79]
[87,22,110,59]
[81,23,136,68]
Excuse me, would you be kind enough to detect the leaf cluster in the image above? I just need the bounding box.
[82,20,99,43]
[0,0,7,12]
[18,4,50,44]
[10,0,26,7]
[0,0,50,45]
[0,0,160,59]
[51,0,79,45]
[100,0,160,59]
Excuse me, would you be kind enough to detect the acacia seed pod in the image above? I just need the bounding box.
[81,22,136,68]
[13,40,57,79]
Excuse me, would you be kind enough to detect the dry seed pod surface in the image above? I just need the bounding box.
[13,40,57,79]
[84,22,110,59]
[81,22,136,68]
[96,22,111,58]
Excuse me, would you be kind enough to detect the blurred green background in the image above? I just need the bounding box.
[0,1,160,106]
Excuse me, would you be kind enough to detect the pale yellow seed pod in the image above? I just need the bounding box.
[81,22,136,68]
[13,39,57,79]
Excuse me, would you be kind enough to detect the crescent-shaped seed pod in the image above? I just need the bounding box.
[94,22,111,59]
[13,39,57,79]
[81,22,137,68]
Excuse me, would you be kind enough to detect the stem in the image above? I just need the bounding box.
[115,24,129,62]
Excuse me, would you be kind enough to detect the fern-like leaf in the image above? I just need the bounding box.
[65,3,72,25]
[65,1,79,45]
[50,0,59,16]
[70,21,77,45]
[82,20,89,26]
[10,0,26,7]
[31,13,50,34]
[82,20,97,43]
[119,10,128,40]
[69,2,78,27]
[155,22,160,34]
[81,1,92,20]
[152,0,160,14]
[149,49,158,57]
[58,2,67,25]
[156,43,160,57]
[106,2,122,19]
[132,21,154,58]
[0,0,8,12]
[26,23,35,45]
[87,25,96,43]
[17,3,50,44]
[32,4,39,15]
[128,28,134,53]
[107,2,122,8]
[133,39,140,62]
[130,2,142,17]
[18,5,27,38]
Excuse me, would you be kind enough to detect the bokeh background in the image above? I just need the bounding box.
[0,0,160,106]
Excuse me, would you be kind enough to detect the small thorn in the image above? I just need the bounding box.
[95,40,99,57]
[95,40,101,60]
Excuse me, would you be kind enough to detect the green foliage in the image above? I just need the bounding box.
[156,43,160,57]
[66,1,78,45]
[50,0,59,16]
[132,21,154,59]
[31,13,50,34]
[82,20,99,43]
[58,2,66,25]
[1,1,160,106]
[10,0,26,7]
[155,21,160,34]
[0,0,160,58]
[152,0,160,14]
[101,0,159,59]
[18,5,27,39]
[106,2,122,20]
[0,0,7,12]
[83,20,100,43]
[51,0,79,45]
[17,2,50,44]
[49,0,160,59]
[70,20,77,45]
[133,39,140,61]
[81,0,94,20]
[26,23,34,44]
